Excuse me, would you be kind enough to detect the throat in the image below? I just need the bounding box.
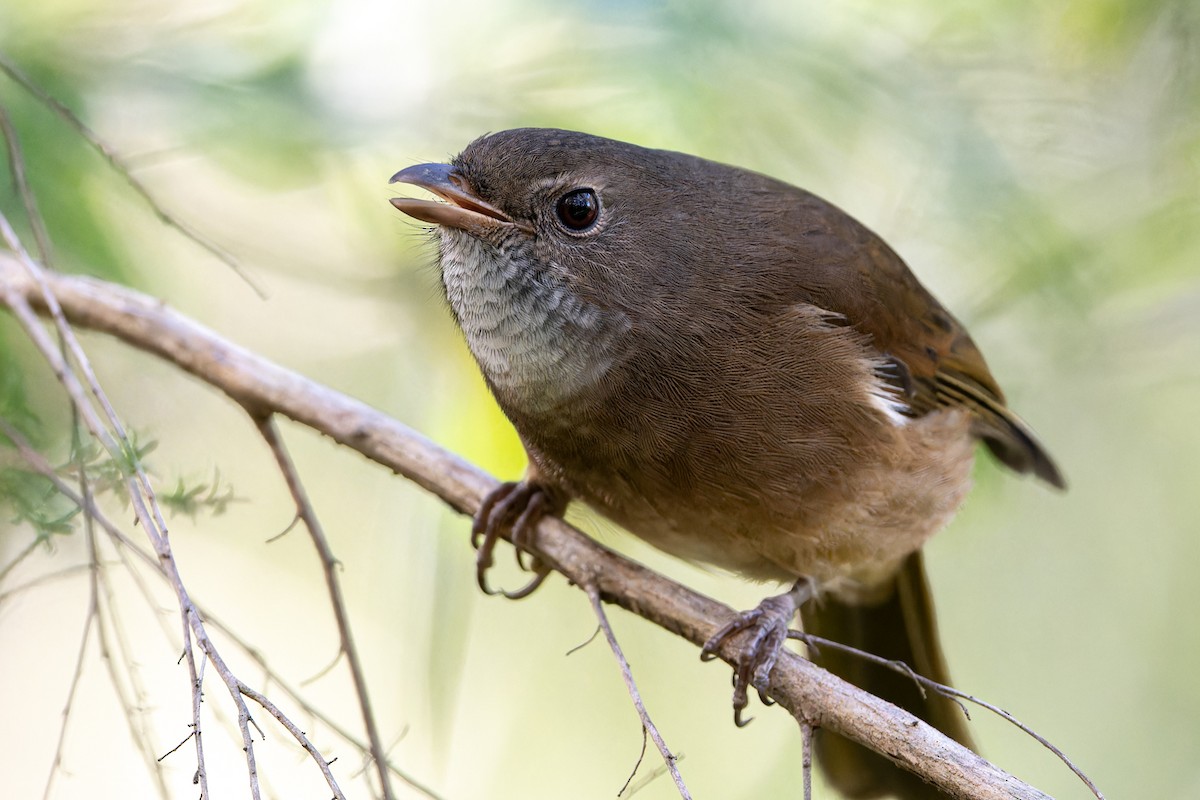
[439,233,628,413]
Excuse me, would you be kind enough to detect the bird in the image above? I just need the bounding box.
[389,127,1064,798]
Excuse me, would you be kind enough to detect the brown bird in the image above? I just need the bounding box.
[389,128,1064,799]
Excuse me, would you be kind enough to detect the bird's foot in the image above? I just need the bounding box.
[701,578,816,726]
[471,481,563,599]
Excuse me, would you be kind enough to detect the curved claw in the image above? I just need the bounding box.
[471,480,562,600]
[475,563,503,596]
[700,579,815,727]
[502,564,550,600]
[471,482,517,550]
[511,490,551,572]
[732,655,756,726]
[473,484,520,596]
[514,546,532,572]
[474,537,505,596]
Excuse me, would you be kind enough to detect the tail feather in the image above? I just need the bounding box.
[800,551,973,799]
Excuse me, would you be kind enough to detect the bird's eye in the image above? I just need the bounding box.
[555,188,599,231]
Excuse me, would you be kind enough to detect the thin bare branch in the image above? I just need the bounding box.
[795,633,1106,800]
[92,532,173,799]
[238,682,347,800]
[187,642,211,798]
[0,421,441,798]
[253,415,395,800]
[300,649,344,687]
[0,100,53,263]
[618,728,648,798]
[39,550,96,800]
[202,613,443,799]
[0,53,265,296]
[584,581,691,799]
[0,234,260,799]
[0,564,92,604]
[0,534,43,586]
[0,227,114,448]
[800,718,813,800]
[564,625,602,657]
[0,210,178,554]
[621,751,689,799]
[157,731,195,763]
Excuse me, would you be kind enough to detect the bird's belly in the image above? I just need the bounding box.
[578,409,976,595]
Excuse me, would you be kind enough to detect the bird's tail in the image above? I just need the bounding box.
[799,551,974,799]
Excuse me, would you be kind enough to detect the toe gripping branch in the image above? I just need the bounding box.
[700,578,816,727]
[471,481,566,600]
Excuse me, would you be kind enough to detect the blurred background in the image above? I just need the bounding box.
[1,0,1197,797]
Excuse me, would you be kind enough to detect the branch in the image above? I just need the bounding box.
[0,234,263,797]
[254,415,389,800]
[583,580,691,798]
[0,53,265,296]
[0,255,1053,800]
[3,419,440,798]
[797,633,1105,799]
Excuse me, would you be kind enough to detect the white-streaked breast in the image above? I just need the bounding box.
[439,231,629,413]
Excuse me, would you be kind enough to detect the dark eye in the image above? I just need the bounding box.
[555,188,599,231]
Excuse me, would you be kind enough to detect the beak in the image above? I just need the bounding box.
[389,163,530,236]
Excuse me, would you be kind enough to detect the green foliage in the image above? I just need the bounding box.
[0,466,79,541]
[69,434,155,497]
[157,469,239,520]
[0,353,40,439]
[0,428,238,541]
[0,75,129,280]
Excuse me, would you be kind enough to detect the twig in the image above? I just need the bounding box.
[0,216,115,451]
[253,415,394,800]
[202,615,443,799]
[618,729,648,797]
[1,421,442,798]
[800,719,813,800]
[564,625,602,657]
[157,731,195,762]
[238,682,347,800]
[620,752,689,798]
[0,535,44,585]
[83,480,173,797]
[0,100,53,263]
[91,532,173,799]
[584,581,692,799]
[0,228,260,799]
[0,52,265,297]
[795,632,1105,800]
[39,536,97,800]
[300,649,344,687]
[0,564,92,604]
[181,609,212,799]
[72,401,173,800]
[0,537,166,800]
[0,211,170,540]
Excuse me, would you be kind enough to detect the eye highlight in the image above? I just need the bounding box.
[555,188,600,231]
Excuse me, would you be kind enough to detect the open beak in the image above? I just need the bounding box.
[389,163,530,236]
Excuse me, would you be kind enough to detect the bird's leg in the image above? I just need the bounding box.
[471,473,565,600]
[701,578,816,726]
